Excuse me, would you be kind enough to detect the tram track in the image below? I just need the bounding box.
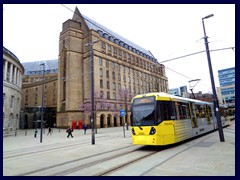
[3,136,114,159]
[5,124,233,176]
[97,135,214,176]
[23,134,213,176]
[16,145,140,176]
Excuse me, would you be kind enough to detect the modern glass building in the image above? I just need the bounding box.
[168,86,188,98]
[218,67,235,107]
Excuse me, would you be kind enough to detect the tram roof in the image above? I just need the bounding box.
[133,92,213,105]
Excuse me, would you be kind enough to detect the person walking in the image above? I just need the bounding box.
[47,126,52,135]
[66,126,74,138]
[83,124,88,135]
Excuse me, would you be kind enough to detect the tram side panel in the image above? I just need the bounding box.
[173,119,193,143]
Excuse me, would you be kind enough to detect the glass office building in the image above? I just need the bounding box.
[218,67,235,107]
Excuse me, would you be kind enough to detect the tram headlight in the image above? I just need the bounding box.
[131,128,136,135]
[149,127,156,135]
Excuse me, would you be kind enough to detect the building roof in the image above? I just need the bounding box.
[3,46,20,62]
[22,59,58,75]
[74,7,157,62]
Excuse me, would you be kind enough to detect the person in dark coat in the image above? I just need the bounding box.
[66,126,73,138]
[83,124,88,135]
[47,126,52,135]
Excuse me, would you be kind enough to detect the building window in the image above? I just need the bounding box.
[100,91,104,98]
[127,53,131,60]
[107,92,110,99]
[100,68,103,77]
[118,83,121,90]
[100,79,103,88]
[101,42,106,49]
[106,70,109,78]
[112,72,115,80]
[113,82,116,90]
[106,60,109,68]
[118,50,122,56]
[127,67,130,74]
[123,75,126,82]
[123,52,126,58]
[112,62,115,69]
[108,44,112,52]
[99,57,103,66]
[107,81,110,89]
[10,95,14,108]
[113,92,116,100]
[113,47,117,54]
[118,73,121,81]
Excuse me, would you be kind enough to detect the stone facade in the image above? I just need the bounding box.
[21,60,58,129]
[3,47,24,133]
[57,7,168,128]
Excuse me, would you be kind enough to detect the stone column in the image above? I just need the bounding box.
[9,63,13,83]
[4,61,8,81]
[19,73,22,88]
[14,66,17,84]
[16,69,20,86]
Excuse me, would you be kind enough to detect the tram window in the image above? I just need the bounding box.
[175,102,189,119]
[158,101,176,120]
[182,103,189,119]
[206,105,212,117]
[220,107,228,117]
[196,104,206,118]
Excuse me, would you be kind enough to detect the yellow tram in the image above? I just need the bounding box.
[130,92,229,146]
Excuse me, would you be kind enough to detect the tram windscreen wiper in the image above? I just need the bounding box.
[138,126,143,130]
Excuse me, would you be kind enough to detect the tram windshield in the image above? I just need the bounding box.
[131,96,156,126]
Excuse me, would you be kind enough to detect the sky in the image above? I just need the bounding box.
[3,4,235,94]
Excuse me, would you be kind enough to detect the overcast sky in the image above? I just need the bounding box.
[3,4,235,93]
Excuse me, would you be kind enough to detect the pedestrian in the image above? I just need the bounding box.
[66,126,74,138]
[47,126,52,135]
[83,124,88,135]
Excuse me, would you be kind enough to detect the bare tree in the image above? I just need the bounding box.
[117,88,134,127]
[80,88,118,133]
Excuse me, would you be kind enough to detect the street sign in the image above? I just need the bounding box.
[120,109,125,117]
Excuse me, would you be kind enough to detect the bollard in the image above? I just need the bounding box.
[25,130,27,136]
[15,131,17,137]
[34,129,38,138]
[59,129,60,133]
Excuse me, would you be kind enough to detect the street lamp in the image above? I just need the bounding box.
[40,63,45,143]
[202,14,225,142]
[85,40,99,145]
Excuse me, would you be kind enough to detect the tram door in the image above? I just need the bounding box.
[189,102,198,128]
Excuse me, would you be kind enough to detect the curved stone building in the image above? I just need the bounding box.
[3,46,24,134]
